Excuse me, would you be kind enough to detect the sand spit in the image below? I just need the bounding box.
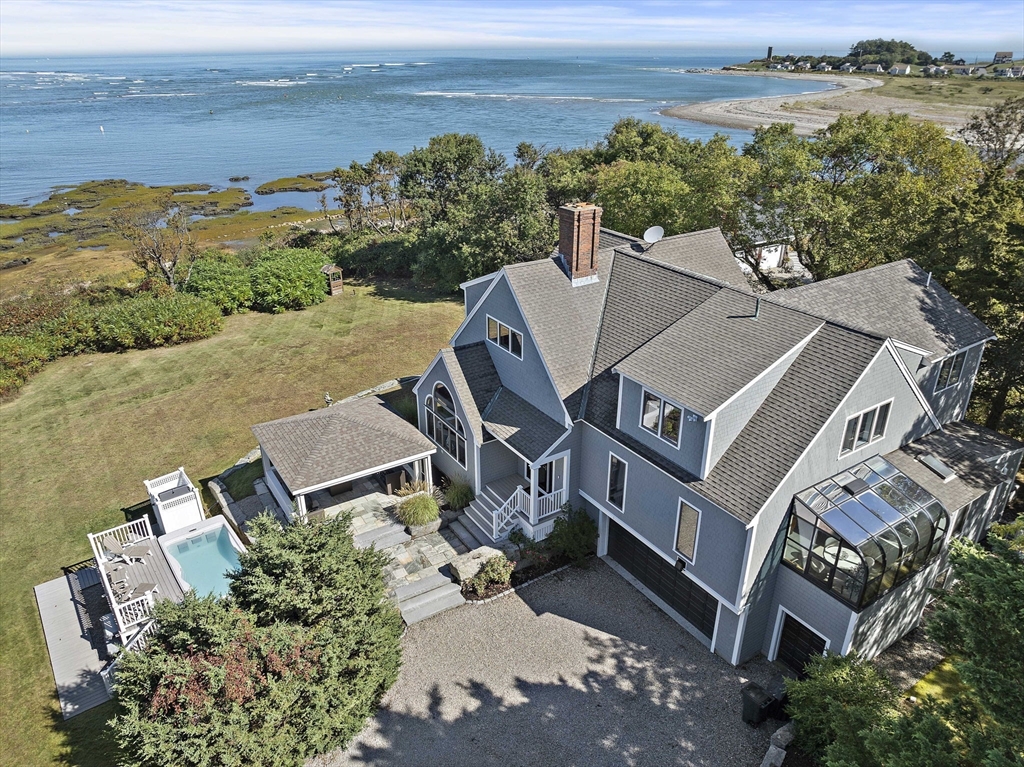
[662,70,976,136]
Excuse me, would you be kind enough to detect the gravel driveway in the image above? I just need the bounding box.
[318,560,776,767]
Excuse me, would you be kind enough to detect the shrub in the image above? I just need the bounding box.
[443,475,474,510]
[394,479,431,498]
[250,248,326,312]
[395,493,439,527]
[113,513,402,767]
[90,293,222,351]
[0,335,52,397]
[465,553,515,596]
[388,391,419,425]
[785,652,897,763]
[546,503,598,565]
[184,254,253,314]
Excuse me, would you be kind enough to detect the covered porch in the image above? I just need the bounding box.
[251,395,436,524]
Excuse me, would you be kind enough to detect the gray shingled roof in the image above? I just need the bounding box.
[438,344,501,444]
[770,260,993,359]
[613,228,751,291]
[503,254,610,410]
[597,227,640,251]
[616,289,822,416]
[251,396,434,493]
[482,387,569,462]
[885,422,1020,512]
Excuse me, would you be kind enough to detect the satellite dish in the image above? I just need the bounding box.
[643,225,664,245]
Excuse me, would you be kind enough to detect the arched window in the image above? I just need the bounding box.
[425,383,466,467]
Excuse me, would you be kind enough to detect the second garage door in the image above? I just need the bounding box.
[775,613,827,676]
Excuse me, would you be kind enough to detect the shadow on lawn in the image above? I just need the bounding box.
[360,278,461,305]
[47,697,119,767]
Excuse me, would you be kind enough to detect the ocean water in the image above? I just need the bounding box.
[0,51,834,206]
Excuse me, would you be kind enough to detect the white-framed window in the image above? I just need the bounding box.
[934,350,968,393]
[640,389,682,447]
[425,383,466,467]
[675,500,700,563]
[607,453,627,510]
[840,400,892,456]
[486,315,523,359]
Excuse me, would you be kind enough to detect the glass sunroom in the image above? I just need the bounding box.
[783,455,949,610]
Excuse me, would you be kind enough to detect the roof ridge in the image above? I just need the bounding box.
[784,259,918,294]
[657,226,723,241]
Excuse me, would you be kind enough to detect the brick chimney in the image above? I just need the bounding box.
[558,202,602,286]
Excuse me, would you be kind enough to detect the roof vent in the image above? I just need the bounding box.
[919,454,957,482]
[841,477,870,496]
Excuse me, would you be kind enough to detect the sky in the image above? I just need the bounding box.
[1,0,1021,58]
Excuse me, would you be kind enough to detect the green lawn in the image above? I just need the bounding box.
[0,281,462,767]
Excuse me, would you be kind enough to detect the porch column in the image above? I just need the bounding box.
[529,463,539,525]
[296,494,308,524]
[424,458,434,488]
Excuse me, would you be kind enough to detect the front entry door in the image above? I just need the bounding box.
[526,455,567,497]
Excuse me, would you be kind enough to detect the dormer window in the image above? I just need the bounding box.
[640,389,682,447]
[934,350,967,393]
[840,401,891,457]
[487,316,523,359]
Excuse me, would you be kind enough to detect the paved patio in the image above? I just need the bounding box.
[319,560,778,767]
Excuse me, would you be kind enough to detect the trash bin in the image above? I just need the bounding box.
[766,674,789,720]
[741,682,773,726]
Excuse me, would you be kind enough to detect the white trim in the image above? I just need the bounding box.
[534,427,573,465]
[426,383,469,469]
[614,370,706,419]
[700,415,715,479]
[290,450,436,495]
[886,341,942,429]
[730,608,748,666]
[485,314,524,360]
[736,520,756,604]
[673,497,701,564]
[932,348,970,394]
[840,611,858,654]
[615,373,624,430]
[582,490,737,612]
[748,343,888,529]
[597,509,610,556]
[448,269,504,345]
[411,350,446,396]
[891,338,933,359]
[638,387,684,449]
[768,605,831,664]
[490,431,533,466]
[704,324,823,420]
[606,452,628,511]
[473,439,482,494]
[710,601,723,655]
[459,271,499,291]
[837,397,895,459]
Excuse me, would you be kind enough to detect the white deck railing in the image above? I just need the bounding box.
[144,467,188,495]
[100,618,159,694]
[536,488,565,519]
[88,517,157,637]
[492,485,529,539]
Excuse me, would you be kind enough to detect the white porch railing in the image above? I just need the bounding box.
[88,517,157,637]
[492,485,529,539]
[100,618,159,694]
[536,488,566,519]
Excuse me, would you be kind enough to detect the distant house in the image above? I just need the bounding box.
[795,61,811,69]
[888,64,912,75]
[994,51,1014,64]
[839,62,857,72]
[952,66,975,76]
[815,62,833,71]
[923,65,949,76]
[953,58,967,66]
[860,63,884,73]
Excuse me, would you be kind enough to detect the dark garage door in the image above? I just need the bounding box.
[607,519,717,639]
[776,613,827,676]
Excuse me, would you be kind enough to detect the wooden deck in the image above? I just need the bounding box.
[34,575,111,718]
[100,543,185,608]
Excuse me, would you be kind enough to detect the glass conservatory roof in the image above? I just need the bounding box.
[784,455,949,610]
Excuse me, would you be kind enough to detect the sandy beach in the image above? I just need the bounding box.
[662,70,978,136]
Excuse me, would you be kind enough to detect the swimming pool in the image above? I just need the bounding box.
[159,518,244,598]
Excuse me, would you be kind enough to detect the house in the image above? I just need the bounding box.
[888,64,912,76]
[839,62,857,72]
[923,65,949,76]
[953,58,967,66]
[795,61,811,69]
[994,51,1014,64]
[952,66,976,76]
[412,203,1022,674]
[860,63,885,73]
[815,62,833,72]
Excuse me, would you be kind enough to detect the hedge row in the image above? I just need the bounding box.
[185,248,327,314]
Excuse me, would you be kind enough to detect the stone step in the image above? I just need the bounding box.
[353,523,410,550]
[392,571,451,603]
[450,518,485,550]
[399,583,465,625]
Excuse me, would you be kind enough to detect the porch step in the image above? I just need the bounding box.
[392,571,451,603]
[353,522,410,551]
[399,581,465,625]
[450,517,487,550]
[465,503,500,542]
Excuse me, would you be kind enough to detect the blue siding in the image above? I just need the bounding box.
[713,606,740,662]
[766,565,855,658]
[578,422,745,607]
[453,275,567,424]
[617,376,707,477]
[919,344,985,424]
[479,440,519,484]
[462,276,494,318]
[417,357,477,490]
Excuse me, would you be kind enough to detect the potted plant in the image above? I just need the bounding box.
[395,486,441,537]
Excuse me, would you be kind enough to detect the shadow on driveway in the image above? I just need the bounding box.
[319,560,776,767]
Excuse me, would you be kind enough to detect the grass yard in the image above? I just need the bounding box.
[875,76,1024,108]
[0,281,463,767]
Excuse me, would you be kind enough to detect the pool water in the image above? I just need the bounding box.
[167,526,241,597]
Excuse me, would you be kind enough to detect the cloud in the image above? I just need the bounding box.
[0,0,1020,57]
